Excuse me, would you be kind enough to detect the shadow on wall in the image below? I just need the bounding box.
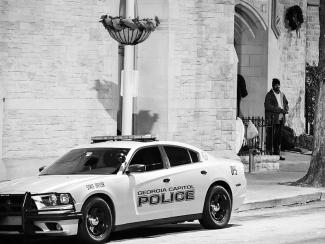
[93,79,119,122]
[134,110,159,135]
[93,80,159,135]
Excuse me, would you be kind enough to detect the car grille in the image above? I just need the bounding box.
[0,194,36,215]
[0,194,25,215]
[0,225,23,232]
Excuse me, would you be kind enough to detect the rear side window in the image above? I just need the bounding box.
[129,146,163,171]
[189,150,200,162]
[164,146,191,167]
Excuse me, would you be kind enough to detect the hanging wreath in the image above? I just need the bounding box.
[99,15,160,45]
[285,5,304,33]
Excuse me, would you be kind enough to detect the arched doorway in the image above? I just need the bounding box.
[235,2,268,117]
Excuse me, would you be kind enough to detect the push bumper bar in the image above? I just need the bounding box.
[0,192,82,235]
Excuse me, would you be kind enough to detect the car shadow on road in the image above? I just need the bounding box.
[1,223,239,244]
[110,223,239,242]
[111,223,203,241]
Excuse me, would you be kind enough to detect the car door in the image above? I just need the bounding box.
[123,146,174,223]
[162,145,210,216]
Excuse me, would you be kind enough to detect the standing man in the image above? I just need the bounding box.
[264,78,289,160]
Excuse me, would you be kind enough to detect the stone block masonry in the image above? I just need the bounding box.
[167,0,237,157]
[278,0,307,135]
[240,155,280,172]
[306,2,320,65]
[0,0,120,178]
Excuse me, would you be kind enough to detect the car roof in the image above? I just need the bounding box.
[73,140,202,152]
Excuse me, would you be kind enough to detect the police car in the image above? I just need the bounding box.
[0,135,246,243]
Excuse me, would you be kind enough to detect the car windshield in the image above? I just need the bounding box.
[40,148,130,175]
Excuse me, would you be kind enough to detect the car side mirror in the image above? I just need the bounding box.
[126,164,146,174]
[39,166,46,172]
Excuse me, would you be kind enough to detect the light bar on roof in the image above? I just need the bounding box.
[91,135,157,143]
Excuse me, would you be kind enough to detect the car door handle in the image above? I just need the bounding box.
[201,170,207,175]
[163,178,170,183]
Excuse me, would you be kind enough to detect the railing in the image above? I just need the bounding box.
[238,116,273,156]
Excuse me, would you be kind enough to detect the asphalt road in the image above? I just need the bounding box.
[2,201,325,244]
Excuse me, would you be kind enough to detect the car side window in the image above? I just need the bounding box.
[189,149,200,163]
[164,146,191,167]
[129,146,164,172]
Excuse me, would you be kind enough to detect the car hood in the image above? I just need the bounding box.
[0,175,112,194]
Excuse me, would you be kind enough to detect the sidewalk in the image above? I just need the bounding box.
[239,151,325,211]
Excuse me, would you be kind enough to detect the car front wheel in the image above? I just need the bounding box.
[78,197,113,243]
[199,185,231,229]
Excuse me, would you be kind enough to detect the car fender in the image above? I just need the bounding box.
[205,160,246,211]
[71,188,115,213]
[206,176,233,198]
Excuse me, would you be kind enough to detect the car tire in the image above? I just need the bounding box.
[78,197,113,243]
[199,185,232,229]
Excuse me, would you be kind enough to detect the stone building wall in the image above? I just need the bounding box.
[267,0,320,135]
[167,0,237,157]
[136,0,237,158]
[236,0,308,135]
[1,0,318,180]
[0,0,120,179]
[0,83,4,180]
[135,0,170,139]
[277,0,307,135]
[306,1,320,65]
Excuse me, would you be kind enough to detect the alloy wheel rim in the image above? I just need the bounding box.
[86,207,109,237]
[209,192,229,223]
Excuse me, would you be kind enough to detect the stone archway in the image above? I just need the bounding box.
[235,2,268,117]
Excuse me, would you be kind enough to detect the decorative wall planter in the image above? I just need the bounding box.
[285,5,304,36]
[100,15,160,45]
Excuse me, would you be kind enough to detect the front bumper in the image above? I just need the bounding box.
[0,192,82,236]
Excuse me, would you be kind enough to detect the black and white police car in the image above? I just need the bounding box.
[0,135,246,243]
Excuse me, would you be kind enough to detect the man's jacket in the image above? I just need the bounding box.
[264,89,289,124]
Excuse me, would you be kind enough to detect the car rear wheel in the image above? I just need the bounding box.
[199,185,231,229]
[78,197,113,243]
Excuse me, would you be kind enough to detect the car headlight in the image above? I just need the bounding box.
[59,193,71,205]
[32,193,74,209]
[41,193,73,206]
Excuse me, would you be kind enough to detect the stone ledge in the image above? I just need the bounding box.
[240,155,280,172]
[238,192,324,211]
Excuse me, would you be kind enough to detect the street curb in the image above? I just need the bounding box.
[238,192,325,212]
